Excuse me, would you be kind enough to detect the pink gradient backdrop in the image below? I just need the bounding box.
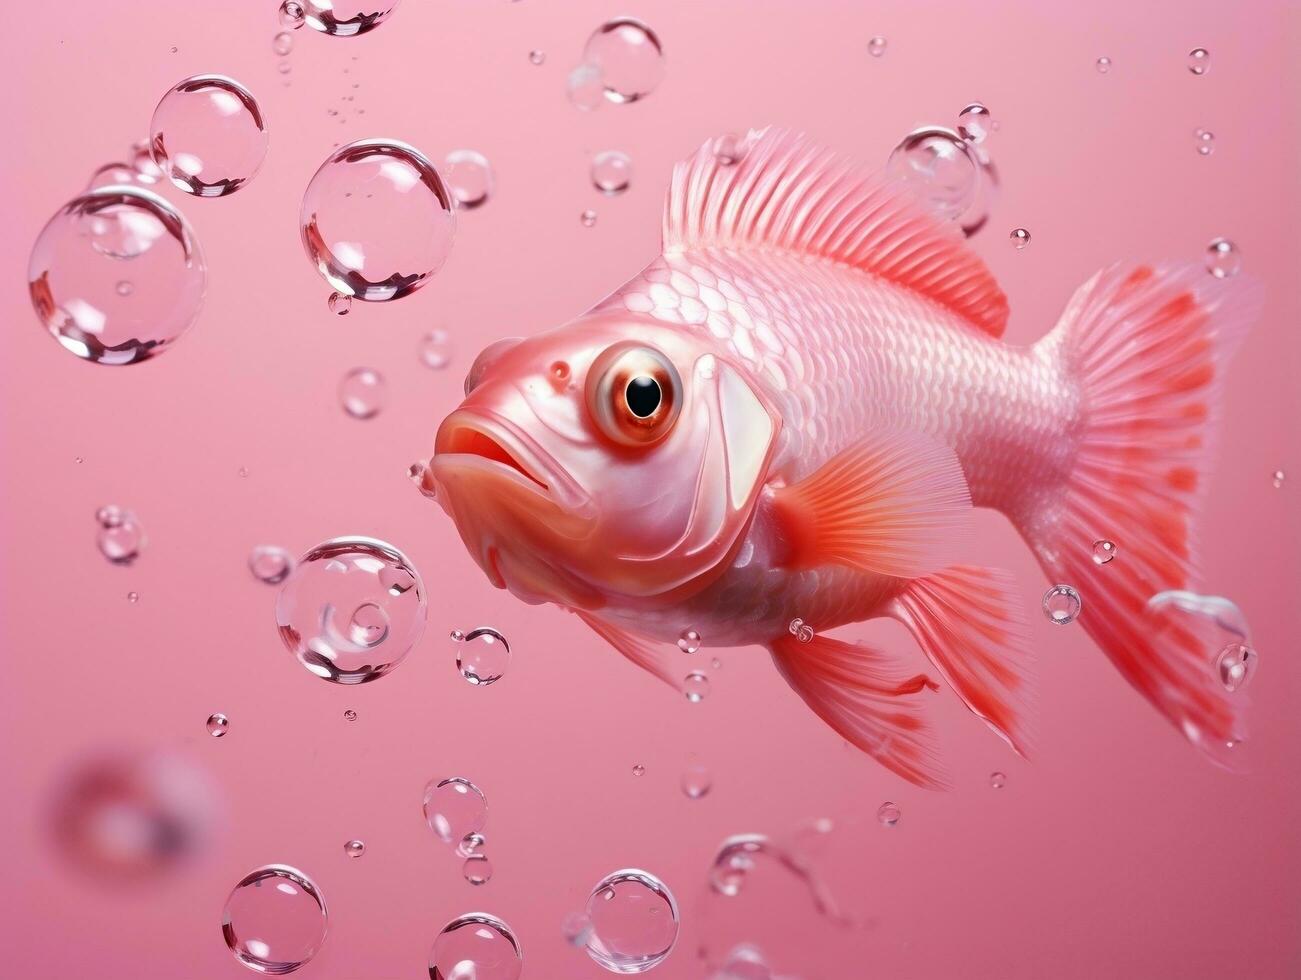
[2,1,1298,977]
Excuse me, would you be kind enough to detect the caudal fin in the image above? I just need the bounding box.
[1026,262,1261,763]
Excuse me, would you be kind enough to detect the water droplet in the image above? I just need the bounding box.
[343,709,357,722]
[300,0,400,36]
[428,913,521,980]
[343,839,365,858]
[423,776,487,845]
[96,505,146,565]
[127,591,139,603]
[1009,227,1030,249]
[444,150,495,210]
[1215,643,1256,692]
[875,802,902,827]
[249,545,294,584]
[1272,469,1285,489]
[222,865,328,974]
[583,869,679,973]
[886,126,995,231]
[580,208,598,227]
[582,17,665,104]
[206,713,229,737]
[567,63,605,111]
[1194,128,1215,156]
[272,31,294,56]
[712,132,745,166]
[418,328,452,369]
[787,618,815,643]
[683,671,710,703]
[457,832,486,858]
[1188,47,1210,75]
[463,854,493,886]
[1092,539,1117,564]
[677,628,701,654]
[300,139,455,302]
[275,537,426,684]
[278,1,306,29]
[1205,237,1240,278]
[28,187,206,364]
[681,762,712,799]
[1095,55,1112,73]
[529,48,545,65]
[149,75,268,198]
[590,150,633,196]
[989,771,1006,789]
[339,367,386,419]
[957,102,992,144]
[1042,584,1082,625]
[631,764,645,777]
[451,626,511,686]
[328,291,351,315]
[562,911,594,947]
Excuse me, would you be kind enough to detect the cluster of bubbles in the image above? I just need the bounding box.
[566,18,666,111]
[96,505,146,565]
[450,626,512,685]
[423,776,493,886]
[787,618,814,643]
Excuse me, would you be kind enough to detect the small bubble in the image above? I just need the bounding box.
[582,17,665,103]
[249,545,294,584]
[1215,643,1256,692]
[1188,47,1210,75]
[463,854,493,886]
[1095,56,1112,74]
[339,367,386,419]
[343,839,365,858]
[877,802,901,827]
[681,762,712,799]
[451,626,511,686]
[170,45,178,54]
[343,709,357,722]
[444,150,495,210]
[868,35,887,57]
[96,506,145,565]
[1272,469,1285,488]
[457,832,486,858]
[1010,227,1031,249]
[272,31,294,55]
[1042,584,1082,625]
[683,671,710,703]
[989,771,1006,789]
[591,150,632,195]
[419,329,452,369]
[567,63,605,111]
[710,657,722,670]
[328,291,351,315]
[127,591,139,603]
[580,208,597,227]
[712,132,745,166]
[75,456,83,464]
[677,628,701,654]
[278,1,306,29]
[1205,237,1240,278]
[632,764,645,777]
[115,280,134,296]
[1092,539,1117,564]
[529,49,545,65]
[206,713,229,737]
[237,466,248,478]
[1194,128,1215,156]
[278,60,292,75]
[957,103,992,144]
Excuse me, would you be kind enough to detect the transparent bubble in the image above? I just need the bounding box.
[567,63,605,111]
[28,187,206,364]
[683,671,710,703]
[206,713,230,738]
[87,161,146,191]
[529,49,545,65]
[1215,643,1257,693]
[582,17,665,104]
[562,911,594,947]
[301,0,400,37]
[956,102,992,144]
[712,133,745,167]
[677,629,701,654]
[1147,590,1250,641]
[149,74,268,198]
[886,126,989,228]
[463,854,493,886]
[867,36,887,57]
[249,545,295,585]
[419,328,452,369]
[300,139,455,302]
[127,590,140,603]
[1009,227,1030,249]
[1042,584,1081,625]
[877,802,900,827]
[681,762,712,799]
[96,505,146,565]
[222,864,328,975]
[1272,469,1285,489]
[1095,56,1112,74]
[989,771,1006,789]
[428,913,522,980]
[423,776,487,845]
[1194,128,1215,156]
[581,208,598,227]
[343,709,358,722]
[786,618,814,643]
[711,657,722,669]
[458,832,486,858]
[711,944,776,980]
[279,1,306,29]
[339,367,386,419]
[344,839,365,858]
[1092,539,1117,565]
[273,31,294,56]
[451,626,511,686]
[591,150,632,195]
[47,749,218,881]
[1188,47,1210,75]
[1205,237,1240,278]
[583,869,679,974]
[631,764,645,777]
[275,536,426,684]
[444,150,495,210]
[328,291,351,315]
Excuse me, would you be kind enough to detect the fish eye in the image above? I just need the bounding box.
[585,343,682,446]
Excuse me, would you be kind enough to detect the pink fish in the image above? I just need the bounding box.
[428,128,1260,786]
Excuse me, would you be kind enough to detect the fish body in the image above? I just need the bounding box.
[430,128,1259,786]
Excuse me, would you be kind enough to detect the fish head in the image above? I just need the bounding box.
[430,312,781,611]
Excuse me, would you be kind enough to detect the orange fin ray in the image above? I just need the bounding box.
[574,610,680,692]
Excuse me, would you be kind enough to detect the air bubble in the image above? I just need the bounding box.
[581,209,597,227]
[451,626,511,685]
[583,869,679,973]
[339,367,386,419]
[956,103,992,144]
[206,713,229,737]
[989,771,1006,789]
[677,629,701,654]
[582,18,665,103]
[868,36,887,57]
[591,150,632,195]
[1042,584,1081,625]
[1215,643,1256,693]
[300,0,401,37]
[419,329,452,369]
[1194,128,1215,156]
[1009,227,1030,249]
[423,776,487,845]
[328,291,351,315]
[1092,540,1117,565]
[683,671,710,703]
[681,762,712,799]
[444,150,495,210]
[1095,56,1112,74]
[221,865,328,975]
[877,802,900,827]
[250,545,295,584]
[149,74,268,197]
[1205,237,1240,278]
[96,505,145,565]
[344,839,365,858]
[1188,47,1210,75]
[567,63,605,111]
[463,854,493,886]
[428,914,521,980]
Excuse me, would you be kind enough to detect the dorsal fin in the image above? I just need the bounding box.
[661,127,1009,338]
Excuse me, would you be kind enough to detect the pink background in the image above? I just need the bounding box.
[2,1,1298,977]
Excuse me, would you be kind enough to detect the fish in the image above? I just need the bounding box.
[427,127,1261,787]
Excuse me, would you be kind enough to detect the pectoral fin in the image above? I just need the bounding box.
[574,610,681,692]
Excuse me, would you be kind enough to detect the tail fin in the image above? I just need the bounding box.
[1026,263,1261,764]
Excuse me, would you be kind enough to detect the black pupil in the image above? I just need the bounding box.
[625,376,662,418]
